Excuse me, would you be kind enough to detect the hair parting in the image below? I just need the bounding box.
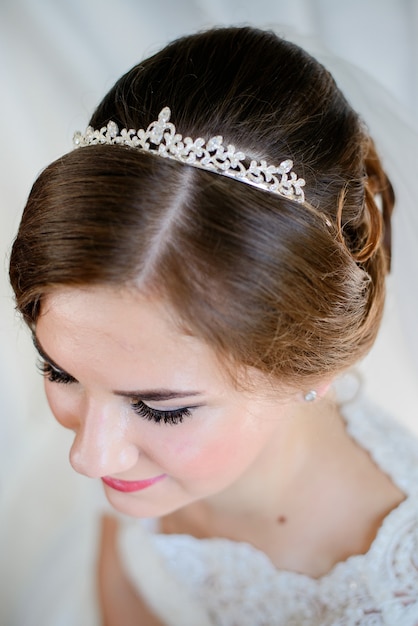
[9,26,394,387]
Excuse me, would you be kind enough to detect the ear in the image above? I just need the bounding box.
[315,380,333,399]
[302,380,333,402]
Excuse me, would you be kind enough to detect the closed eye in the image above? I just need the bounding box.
[37,359,77,385]
[130,399,192,425]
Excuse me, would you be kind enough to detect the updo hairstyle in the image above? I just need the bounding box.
[9,27,394,389]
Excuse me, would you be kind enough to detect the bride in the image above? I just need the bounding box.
[8,26,418,625]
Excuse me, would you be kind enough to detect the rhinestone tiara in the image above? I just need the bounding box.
[73,107,305,202]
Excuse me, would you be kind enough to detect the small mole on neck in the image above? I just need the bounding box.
[277,515,287,524]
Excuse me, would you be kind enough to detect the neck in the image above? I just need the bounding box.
[162,391,405,577]
[204,392,344,520]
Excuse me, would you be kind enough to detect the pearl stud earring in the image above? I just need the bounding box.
[304,390,317,402]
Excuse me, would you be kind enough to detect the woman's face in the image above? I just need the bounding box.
[35,286,300,518]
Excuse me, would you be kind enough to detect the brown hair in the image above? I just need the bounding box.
[9,27,394,388]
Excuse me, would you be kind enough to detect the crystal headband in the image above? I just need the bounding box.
[73,107,306,203]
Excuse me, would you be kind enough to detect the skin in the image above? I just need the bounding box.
[35,285,323,520]
[36,285,405,585]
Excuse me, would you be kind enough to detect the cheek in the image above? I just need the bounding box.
[147,414,268,481]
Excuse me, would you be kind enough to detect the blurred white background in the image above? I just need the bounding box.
[0,1,417,624]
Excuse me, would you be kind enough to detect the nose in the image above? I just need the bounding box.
[69,398,139,479]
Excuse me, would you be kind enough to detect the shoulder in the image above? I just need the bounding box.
[339,389,418,496]
[121,517,418,625]
[333,392,418,622]
[323,492,418,624]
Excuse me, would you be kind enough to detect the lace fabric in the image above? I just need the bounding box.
[120,395,418,625]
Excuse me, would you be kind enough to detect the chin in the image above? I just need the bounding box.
[102,483,189,519]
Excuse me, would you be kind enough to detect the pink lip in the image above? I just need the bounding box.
[101,474,166,493]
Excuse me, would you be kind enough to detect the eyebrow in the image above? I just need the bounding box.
[33,334,203,401]
[113,390,203,401]
[32,334,63,371]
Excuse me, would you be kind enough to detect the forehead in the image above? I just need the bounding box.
[38,286,195,351]
[36,286,292,401]
[36,286,227,386]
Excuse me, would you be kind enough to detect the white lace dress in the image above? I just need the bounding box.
[120,395,418,626]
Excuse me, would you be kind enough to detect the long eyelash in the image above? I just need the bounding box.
[37,359,76,385]
[131,400,191,425]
